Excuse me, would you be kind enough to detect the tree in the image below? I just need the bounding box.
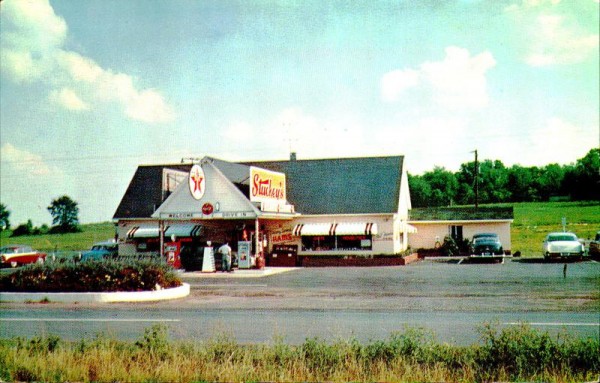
[47,195,81,233]
[477,159,510,203]
[507,165,537,202]
[407,173,432,208]
[0,203,10,232]
[423,166,459,206]
[563,148,600,201]
[10,219,34,237]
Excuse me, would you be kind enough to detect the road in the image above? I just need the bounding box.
[1,259,599,345]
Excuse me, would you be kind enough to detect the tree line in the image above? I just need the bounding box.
[0,195,81,237]
[408,148,599,207]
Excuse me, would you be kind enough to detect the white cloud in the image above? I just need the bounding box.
[0,0,174,123]
[49,88,90,111]
[215,107,367,161]
[380,69,419,102]
[506,1,599,66]
[525,14,599,66]
[223,121,254,141]
[0,143,59,176]
[0,0,66,82]
[526,118,597,165]
[381,47,496,109]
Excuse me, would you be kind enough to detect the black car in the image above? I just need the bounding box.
[470,233,504,256]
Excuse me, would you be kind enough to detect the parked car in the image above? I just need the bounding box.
[470,233,504,256]
[0,245,47,268]
[588,231,600,259]
[542,232,585,260]
[81,241,119,262]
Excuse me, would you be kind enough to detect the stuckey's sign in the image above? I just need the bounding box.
[250,167,286,203]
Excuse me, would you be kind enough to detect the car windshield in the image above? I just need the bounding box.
[474,238,498,244]
[473,234,498,240]
[547,234,577,242]
[0,247,18,254]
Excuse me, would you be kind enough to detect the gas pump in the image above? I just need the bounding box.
[164,241,181,269]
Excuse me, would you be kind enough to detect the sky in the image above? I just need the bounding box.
[1,0,598,226]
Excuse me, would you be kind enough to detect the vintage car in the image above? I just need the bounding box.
[0,245,47,268]
[543,232,585,260]
[470,233,504,256]
[81,241,119,262]
[587,231,600,259]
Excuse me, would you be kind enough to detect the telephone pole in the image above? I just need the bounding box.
[473,149,479,209]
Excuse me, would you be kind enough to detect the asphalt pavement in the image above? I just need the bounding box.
[1,259,598,345]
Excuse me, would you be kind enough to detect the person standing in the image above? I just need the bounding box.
[219,242,232,272]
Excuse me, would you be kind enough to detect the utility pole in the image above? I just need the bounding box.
[473,149,479,209]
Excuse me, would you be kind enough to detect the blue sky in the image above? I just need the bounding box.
[1,0,598,226]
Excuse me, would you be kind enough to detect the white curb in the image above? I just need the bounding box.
[0,283,190,303]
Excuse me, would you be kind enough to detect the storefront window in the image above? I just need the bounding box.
[337,235,372,251]
[301,236,336,251]
[301,235,373,251]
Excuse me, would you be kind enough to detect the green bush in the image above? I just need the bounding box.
[0,259,181,292]
[476,322,600,380]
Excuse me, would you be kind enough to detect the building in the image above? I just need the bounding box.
[408,207,513,253]
[113,155,414,266]
[113,154,513,267]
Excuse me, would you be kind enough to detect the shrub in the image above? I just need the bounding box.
[441,235,459,256]
[475,322,600,380]
[0,259,182,292]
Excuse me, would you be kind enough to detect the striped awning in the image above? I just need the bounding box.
[293,222,378,236]
[127,224,160,239]
[334,222,378,235]
[164,224,203,238]
[127,223,203,239]
[293,223,334,236]
[400,222,418,234]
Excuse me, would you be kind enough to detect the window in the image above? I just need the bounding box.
[301,235,373,251]
[301,236,335,251]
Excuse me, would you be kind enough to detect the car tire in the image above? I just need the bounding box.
[37,257,44,264]
[10,261,18,268]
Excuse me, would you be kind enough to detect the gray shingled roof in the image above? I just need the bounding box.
[113,164,191,219]
[409,207,514,221]
[114,156,405,219]
[243,156,404,215]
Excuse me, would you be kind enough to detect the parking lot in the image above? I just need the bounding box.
[1,258,598,345]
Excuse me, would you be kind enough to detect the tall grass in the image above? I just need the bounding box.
[0,324,597,382]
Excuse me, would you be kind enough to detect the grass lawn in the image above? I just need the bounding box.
[0,222,115,252]
[507,201,600,256]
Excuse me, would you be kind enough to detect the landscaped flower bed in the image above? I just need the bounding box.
[0,259,182,293]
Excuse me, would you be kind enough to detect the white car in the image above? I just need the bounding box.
[542,232,584,260]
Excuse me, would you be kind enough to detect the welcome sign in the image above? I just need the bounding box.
[250,167,286,203]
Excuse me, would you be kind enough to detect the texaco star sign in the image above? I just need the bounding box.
[188,164,206,200]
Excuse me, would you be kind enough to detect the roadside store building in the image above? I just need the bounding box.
[408,207,514,254]
[113,155,514,267]
[113,155,415,267]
